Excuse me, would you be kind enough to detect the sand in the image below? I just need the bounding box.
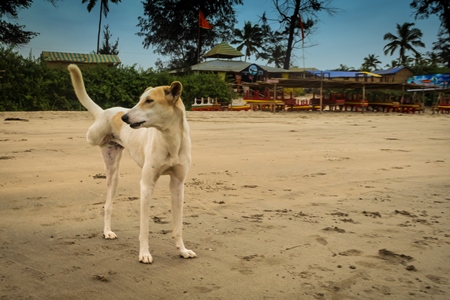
[1,110,449,300]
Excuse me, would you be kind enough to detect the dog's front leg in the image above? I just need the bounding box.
[100,143,123,239]
[138,168,158,264]
[170,171,197,259]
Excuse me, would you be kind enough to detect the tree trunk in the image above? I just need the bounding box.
[97,4,103,54]
[283,0,301,70]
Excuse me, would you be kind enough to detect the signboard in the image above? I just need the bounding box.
[407,73,450,89]
[242,64,265,82]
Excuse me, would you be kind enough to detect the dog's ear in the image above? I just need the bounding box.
[167,81,182,103]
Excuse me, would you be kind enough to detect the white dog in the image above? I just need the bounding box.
[68,64,196,263]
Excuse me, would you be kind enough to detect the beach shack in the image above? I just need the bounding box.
[373,67,414,83]
[187,42,297,111]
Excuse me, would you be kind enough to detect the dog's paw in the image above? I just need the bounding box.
[179,249,197,259]
[139,252,153,264]
[103,231,118,239]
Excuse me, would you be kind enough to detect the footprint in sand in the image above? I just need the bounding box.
[377,249,413,265]
[316,237,328,245]
[338,249,363,256]
[304,172,327,178]
[322,226,346,233]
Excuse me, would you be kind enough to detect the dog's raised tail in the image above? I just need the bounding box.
[68,64,103,118]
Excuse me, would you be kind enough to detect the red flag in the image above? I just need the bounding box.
[199,9,213,29]
[298,14,305,40]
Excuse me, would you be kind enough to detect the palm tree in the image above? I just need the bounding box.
[383,22,425,66]
[333,64,354,71]
[257,44,286,68]
[384,60,401,69]
[433,29,450,67]
[361,54,382,71]
[411,52,427,68]
[231,21,264,61]
[256,13,287,67]
[425,51,443,68]
[82,0,122,54]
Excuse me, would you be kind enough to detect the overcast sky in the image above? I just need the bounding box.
[14,0,441,71]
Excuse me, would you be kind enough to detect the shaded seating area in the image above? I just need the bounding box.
[435,95,450,114]
[243,88,287,111]
[242,88,424,114]
[241,77,430,113]
[192,75,434,113]
[310,93,345,111]
[368,97,422,113]
[341,94,368,112]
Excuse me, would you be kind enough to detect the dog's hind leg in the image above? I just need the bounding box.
[170,171,197,259]
[100,142,124,239]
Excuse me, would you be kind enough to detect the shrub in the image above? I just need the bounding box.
[0,47,230,111]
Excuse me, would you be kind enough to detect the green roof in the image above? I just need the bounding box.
[203,42,244,58]
[41,51,121,64]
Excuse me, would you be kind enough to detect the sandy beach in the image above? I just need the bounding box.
[1,110,449,300]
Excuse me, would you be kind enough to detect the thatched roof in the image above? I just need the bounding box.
[203,42,244,59]
[41,51,121,64]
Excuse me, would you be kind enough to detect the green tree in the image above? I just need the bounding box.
[410,0,450,66]
[271,0,339,69]
[383,22,425,65]
[410,0,450,38]
[424,51,443,67]
[181,73,230,108]
[411,52,426,67]
[231,21,264,61]
[1,0,37,46]
[137,0,243,69]
[361,54,381,71]
[264,45,286,68]
[432,28,450,67]
[82,0,122,54]
[384,60,401,69]
[98,24,119,55]
[0,46,76,110]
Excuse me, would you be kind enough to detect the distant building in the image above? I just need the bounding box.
[40,51,121,68]
[373,67,414,83]
[169,42,291,84]
[306,67,414,84]
[189,59,294,84]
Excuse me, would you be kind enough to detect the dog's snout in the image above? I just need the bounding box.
[121,114,129,123]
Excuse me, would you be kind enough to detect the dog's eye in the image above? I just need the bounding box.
[145,99,154,104]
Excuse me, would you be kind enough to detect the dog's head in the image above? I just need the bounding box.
[122,81,183,130]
